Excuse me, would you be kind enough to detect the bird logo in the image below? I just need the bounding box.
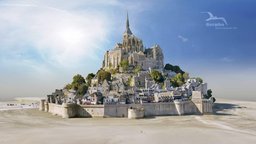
[201,12,228,25]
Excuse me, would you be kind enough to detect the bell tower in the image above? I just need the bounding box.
[124,12,132,35]
[122,12,133,53]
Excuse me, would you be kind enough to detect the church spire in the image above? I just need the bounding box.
[124,12,132,35]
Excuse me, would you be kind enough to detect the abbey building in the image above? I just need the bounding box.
[102,13,164,70]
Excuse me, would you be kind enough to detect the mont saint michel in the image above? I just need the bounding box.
[1,1,256,144]
[39,13,214,118]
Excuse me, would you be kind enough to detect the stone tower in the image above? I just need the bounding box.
[124,12,132,35]
[122,12,144,53]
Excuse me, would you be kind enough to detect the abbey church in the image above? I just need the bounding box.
[102,14,164,70]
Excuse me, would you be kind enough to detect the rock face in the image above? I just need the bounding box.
[102,13,164,70]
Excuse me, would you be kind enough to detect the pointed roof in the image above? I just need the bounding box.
[124,12,132,35]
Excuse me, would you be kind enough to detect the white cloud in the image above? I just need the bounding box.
[178,35,188,42]
[0,2,111,68]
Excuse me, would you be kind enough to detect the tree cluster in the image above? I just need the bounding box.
[150,70,165,83]
[204,89,216,103]
[65,74,88,97]
[97,69,111,83]
[196,77,203,83]
[86,73,95,87]
[164,63,185,74]
[170,72,189,87]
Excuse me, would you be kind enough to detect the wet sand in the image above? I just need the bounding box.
[0,99,256,144]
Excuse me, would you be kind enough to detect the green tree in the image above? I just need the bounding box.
[164,63,174,71]
[108,68,118,75]
[86,73,95,86]
[64,74,88,95]
[183,72,189,81]
[76,83,88,97]
[120,59,129,72]
[204,89,215,103]
[164,63,184,74]
[173,66,184,74]
[64,83,72,90]
[170,73,186,87]
[71,74,86,90]
[72,74,85,85]
[196,77,203,83]
[150,70,165,83]
[205,89,212,99]
[97,70,111,83]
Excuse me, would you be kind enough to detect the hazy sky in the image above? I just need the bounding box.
[0,0,255,101]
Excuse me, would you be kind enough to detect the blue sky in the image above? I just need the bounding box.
[0,0,256,100]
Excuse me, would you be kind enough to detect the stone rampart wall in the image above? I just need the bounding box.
[48,103,64,117]
[40,99,213,118]
[79,105,104,117]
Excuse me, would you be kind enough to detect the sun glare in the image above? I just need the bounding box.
[58,28,84,45]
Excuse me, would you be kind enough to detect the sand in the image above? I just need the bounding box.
[0,99,256,144]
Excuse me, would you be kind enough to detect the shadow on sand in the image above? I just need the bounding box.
[213,103,246,116]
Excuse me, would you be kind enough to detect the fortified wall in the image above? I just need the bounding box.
[39,94,213,118]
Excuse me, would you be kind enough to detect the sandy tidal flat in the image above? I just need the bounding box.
[0,99,256,144]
